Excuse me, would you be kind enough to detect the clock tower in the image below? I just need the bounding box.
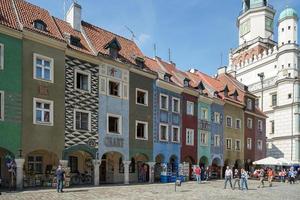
[238,0,275,45]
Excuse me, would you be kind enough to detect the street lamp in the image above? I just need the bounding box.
[257,73,265,111]
[291,78,299,161]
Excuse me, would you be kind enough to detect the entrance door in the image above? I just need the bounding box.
[99,160,106,183]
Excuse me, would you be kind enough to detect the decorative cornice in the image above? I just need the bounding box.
[0,24,22,39]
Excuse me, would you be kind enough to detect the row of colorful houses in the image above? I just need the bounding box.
[0,0,267,189]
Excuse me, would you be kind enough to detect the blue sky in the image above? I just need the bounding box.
[27,0,299,75]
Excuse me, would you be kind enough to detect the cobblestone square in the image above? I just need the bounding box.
[1,180,299,200]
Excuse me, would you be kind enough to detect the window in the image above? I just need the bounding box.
[68,156,78,173]
[214,135,220,147]
[282,28,284,32]
[270,120,274,134]
[236,119,241,129]
[257,140,263,150]
[258,120,263,131]
[33,20,47,31]
[160,94,168,110]
[214,112,220,124]
[136,121,148,140]
[34,53,53,82]
[247,118,253,129]
[288,26,291,30]
[0,43,4,70]
[108,80,120,97]
[172,126,180,143]
[74,110,90,131]
[0,91,3,120]
[70,35,81,47]
[201,108,208,120]
[247,138,252,150]
[247,99,253,110]
[28,155,43,174]
[107,114,122,134]
[75,69,90,92]
[288,94,292,99]
[172,97,180,113]
[235,140,241,151]
[226,138,232,150]
[33,98,53,126]
[200,132,208,145]
[159,123,168,141]
[186,129,194,146]
[271,94,277,106]
[255,98,260,108]
[226,116,232,127]
[186,101,194,116]
[136,89,148,106]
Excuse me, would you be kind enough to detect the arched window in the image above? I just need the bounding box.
[129,158,135,173]
[33,20,47,31]
[119,157,124,173]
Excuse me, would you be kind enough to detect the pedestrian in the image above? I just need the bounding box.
[257,168,265,188]
[240,168,248,191]
[288,167,296,184]
[224,166,233,189]
[297,168,300,183]
[55,164,65,193]
[200,166,204,181]
[233,168,240,190]
[267,168,274,187]
[195,166,201,184]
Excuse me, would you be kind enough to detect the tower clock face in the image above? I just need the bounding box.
[240,19,251,36]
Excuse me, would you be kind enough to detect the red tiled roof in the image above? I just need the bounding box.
[14,0,63,40]
[53,17,94,55]
[82,21,144,65]
[0,0,20,30]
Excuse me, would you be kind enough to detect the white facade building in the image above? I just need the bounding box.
[227,0,300,162]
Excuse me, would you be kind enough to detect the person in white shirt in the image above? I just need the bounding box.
[224,166,233,189]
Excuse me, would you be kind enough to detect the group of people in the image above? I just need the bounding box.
[278,167,299,184]
[224,166,249,191]
[194,166,209,184]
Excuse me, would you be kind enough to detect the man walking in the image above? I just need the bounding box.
[195,166,201,184]
[55,164,65,193]
[257,168,265,188]
[267,168,274,187]
[233,168,240,190]
[288,167,296,184]
[224,166,233,189]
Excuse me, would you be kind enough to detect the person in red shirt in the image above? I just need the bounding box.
[195,166,201,184]
[267,168,274,187]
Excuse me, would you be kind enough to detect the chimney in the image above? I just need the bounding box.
[66,3,82,31]
[217,66,227,75]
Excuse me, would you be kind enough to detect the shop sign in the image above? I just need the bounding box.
[104,137,124,147]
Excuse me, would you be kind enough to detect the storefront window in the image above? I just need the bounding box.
[28,155,43,174]
[69,156,78,173]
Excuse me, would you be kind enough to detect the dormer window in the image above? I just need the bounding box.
[230,89,239,101]
[183,78,190,87]
[104,37,122,59]
[135,57,145,68]
[33,20,47,32]
[70,35,81,47]
[196,81,205,94]
[222,85,229,97]
[164,73,172,82]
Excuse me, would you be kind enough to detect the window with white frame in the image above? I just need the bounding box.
[214,135,220,147]
[33,98,53,125]
[270,120,274,134]
[107,114,122,134]
[108,79,121,97]
[258,120,263,131]
[33,53,53,82]
[0,91,3,120]
[172,126,180,143]
[159,123,168,141]
[186,101,194,116]
[247,118,253,129]
[160,94,168,110]
[235,140,241,151]
[186,129,194,146]
[200,132,208,145]
[27,155,43,174]
[247,99,253,110]
[201,108,208,120]
[0,43,4,70]
[136,121,148,140]
[172,97,180,113]
[226,116,232,127]
[236,119,241,129]
[247,138,252,150]
[74,110,90,131]
[75,69,90,92]
[214,112,220,124]
[136,88,148,106]
[257,140,263,150]
[226,138,232,150]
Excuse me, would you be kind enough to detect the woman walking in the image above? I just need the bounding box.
[240,168,248,191]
